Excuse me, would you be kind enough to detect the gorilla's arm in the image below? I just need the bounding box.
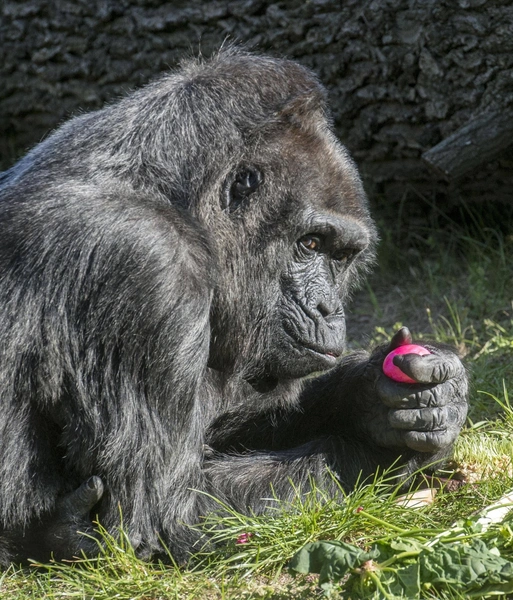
[42,329,467,529]
[207,328,468,489]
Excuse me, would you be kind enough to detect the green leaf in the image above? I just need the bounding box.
[420,539,513,591]
[379,562,420,598]
[388,538,425,553]
[374,537,424,562]
[395,562,421,597]
[289,540,378,590]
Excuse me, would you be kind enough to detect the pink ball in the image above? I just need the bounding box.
[382,344,431,384]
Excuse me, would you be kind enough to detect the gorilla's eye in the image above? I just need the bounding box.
[299,235,323,252]
[224,167,263,211]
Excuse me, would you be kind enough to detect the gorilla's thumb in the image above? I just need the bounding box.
[388,327,412,350]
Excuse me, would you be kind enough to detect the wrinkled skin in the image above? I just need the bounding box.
[273,220,367,379]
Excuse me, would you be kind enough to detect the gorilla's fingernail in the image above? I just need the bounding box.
[87,476,101,489]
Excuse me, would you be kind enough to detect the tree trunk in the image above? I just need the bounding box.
[1,0,512,206]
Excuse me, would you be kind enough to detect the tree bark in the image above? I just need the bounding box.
[1,0,512,205]
[422,110,513,180]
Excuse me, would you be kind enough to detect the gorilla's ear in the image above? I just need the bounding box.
[222,166,263,212]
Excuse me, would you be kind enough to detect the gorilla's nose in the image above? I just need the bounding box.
[316,294,342,319]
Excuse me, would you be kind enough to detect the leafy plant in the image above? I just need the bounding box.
[290,491,513,598]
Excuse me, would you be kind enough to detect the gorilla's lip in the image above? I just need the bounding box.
[306,345,341,362]
[283,329,343,362]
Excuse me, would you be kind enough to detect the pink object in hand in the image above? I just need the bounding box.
[382,344,431,384]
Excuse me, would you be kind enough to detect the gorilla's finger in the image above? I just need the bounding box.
[387,327,413,351]
[403,430,454,453]
[393,353,463,384]
[56,476,104,519]
[367,426,406,449]
[378,378,448,409]
[389,407,447,431]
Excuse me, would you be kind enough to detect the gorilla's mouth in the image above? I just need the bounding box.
[305,345,341,363]
[283,328,343,364]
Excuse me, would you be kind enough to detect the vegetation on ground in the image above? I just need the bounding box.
[1,201,512,599]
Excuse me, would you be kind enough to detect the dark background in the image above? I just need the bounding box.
[1,0,512,210]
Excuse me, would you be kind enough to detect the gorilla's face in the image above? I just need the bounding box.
[267,125,374,379]
[274,211,369,379]
[206,114,376,382]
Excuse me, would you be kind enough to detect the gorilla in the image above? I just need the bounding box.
[0,49,468,564]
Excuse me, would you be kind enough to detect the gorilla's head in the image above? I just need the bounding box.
[59,49,377,383]
[170,50,378,382]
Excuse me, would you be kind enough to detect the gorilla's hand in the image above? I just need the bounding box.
[361,327,468,453]
[33,476,104,561]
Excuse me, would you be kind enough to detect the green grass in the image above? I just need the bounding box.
[1,204,513,599]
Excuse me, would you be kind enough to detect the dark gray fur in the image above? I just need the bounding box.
[0,49,468,564]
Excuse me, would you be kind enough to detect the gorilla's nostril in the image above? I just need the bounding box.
[317,300,335,318]
[318,305,330,318]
